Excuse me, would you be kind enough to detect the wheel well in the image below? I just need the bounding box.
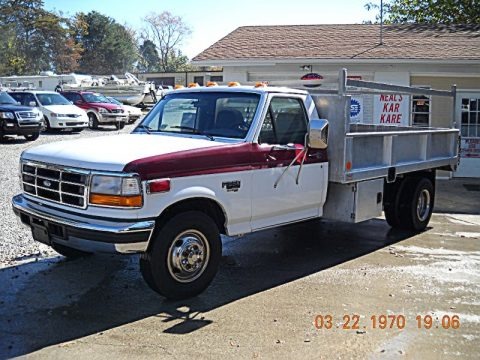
[155,198,227,235]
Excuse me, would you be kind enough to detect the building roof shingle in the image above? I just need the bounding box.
[193,24,480,62]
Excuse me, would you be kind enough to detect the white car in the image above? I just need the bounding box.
[9,91,88,132]
[106,96,143,124]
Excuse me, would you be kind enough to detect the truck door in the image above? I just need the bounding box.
[251,95,328,230]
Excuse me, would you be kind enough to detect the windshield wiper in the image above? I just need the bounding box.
[170,126,215,141]
[136,124,153,134]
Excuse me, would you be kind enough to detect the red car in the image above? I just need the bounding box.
[61,91,128,130]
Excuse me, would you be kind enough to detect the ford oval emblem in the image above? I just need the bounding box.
[43,180,52,187]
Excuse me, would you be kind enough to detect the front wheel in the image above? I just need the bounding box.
[140,211,222,299]
[88,113,99,129]
[115,121,125,130]
[24,132,40,141]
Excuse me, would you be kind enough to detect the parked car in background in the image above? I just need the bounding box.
[61,91,127,130]
[9,91,88,132]
[106,96,143,124]
[0,91,43,141]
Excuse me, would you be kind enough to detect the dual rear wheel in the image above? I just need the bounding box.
[384,176,434,231]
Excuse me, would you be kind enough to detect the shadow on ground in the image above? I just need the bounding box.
[0,218,414,358]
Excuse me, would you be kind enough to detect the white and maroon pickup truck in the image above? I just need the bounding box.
[12,73,459,299]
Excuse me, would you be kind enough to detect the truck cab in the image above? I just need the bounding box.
[0,91,43,141]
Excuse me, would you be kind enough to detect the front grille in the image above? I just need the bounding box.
[65,114,80,118]
[110,109,124,114]
[22,162,89,209]
[17,112,39,127]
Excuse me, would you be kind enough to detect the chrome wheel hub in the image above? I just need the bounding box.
[416,189,431,222]
[167,230,210,283]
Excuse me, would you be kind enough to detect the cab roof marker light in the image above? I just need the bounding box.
[188,82,200,88]
[174,85,185,90]
[206,81,218,87]
[228,81,241,87]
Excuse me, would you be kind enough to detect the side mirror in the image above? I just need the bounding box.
[29,101,36,107]
[308,119,329,149]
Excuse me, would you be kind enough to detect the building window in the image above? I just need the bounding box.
[210,75,223,82]
[193,76,204,86]
[461,98,480,137]
[411,87,431,127]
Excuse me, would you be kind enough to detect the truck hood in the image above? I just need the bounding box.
[21,134,226,172]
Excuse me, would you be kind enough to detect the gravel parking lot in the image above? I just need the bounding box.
[1,124,479,359]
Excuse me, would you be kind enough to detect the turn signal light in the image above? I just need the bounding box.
[148,179,171,193]
[89,194,143,207]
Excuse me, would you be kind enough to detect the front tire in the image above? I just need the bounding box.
[24,132,40,141]
[115,121,125,130]
[88,113,99,129]
[140,211,222,299]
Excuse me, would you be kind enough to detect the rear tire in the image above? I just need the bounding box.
[399,177,434,231]
[140,211,222,299]
[384,179,406,228]
[52,243,91,259]
[88,113,99,129]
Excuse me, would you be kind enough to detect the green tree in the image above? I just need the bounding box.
[139,39,161,72]
[77,11,137,74]
[0,0,82,75]
[165,50,196,72]
[365,0,480,24]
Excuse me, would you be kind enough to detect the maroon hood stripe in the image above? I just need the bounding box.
[123,142,327,180]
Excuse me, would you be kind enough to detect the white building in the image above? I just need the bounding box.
[193,24,480,177]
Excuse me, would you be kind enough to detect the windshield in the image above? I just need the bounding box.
[37,93,71,106]
[82,93,109,103]
[0,92,17,105]
[134,92,260,139]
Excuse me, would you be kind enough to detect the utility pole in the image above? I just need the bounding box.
[380,0,384,45]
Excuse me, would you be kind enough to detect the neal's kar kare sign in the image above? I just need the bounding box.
[373,94,410,126]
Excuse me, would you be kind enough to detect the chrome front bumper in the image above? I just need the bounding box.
[12,194,155,254]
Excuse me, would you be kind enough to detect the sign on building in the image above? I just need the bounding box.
[350,97,363,123]
[461,138,480,158]
[373,94,410,126]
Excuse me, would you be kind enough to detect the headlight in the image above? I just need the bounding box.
[0,112,15,119]
[98,108,108,113]
[89,175,142,207]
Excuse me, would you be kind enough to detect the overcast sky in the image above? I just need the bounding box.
[43,0,378,58]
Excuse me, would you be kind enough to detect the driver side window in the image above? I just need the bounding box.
[258,97,308,145]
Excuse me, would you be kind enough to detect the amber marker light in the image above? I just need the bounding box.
[228,81,241,87]
[89,194,143,207]
[188,82,200,88]
[346,161,352,171]
[206,81,218,87]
